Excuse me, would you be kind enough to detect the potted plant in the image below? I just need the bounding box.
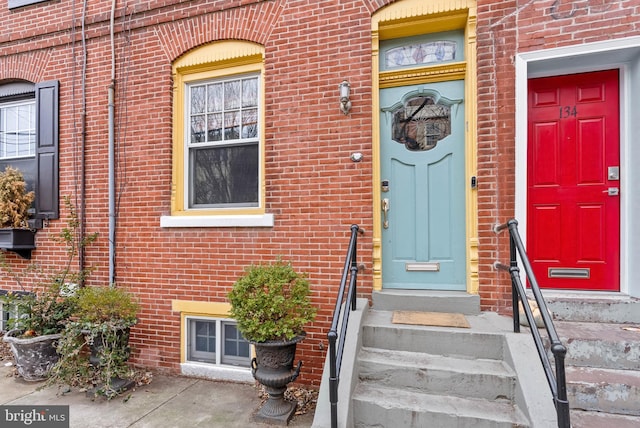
[228,259,317,425]
[0,166,36,259]
[1,197,94,381]
[50,285,139,399]
[1,282,78,381]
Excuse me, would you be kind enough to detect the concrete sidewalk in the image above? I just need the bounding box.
[0,365,315,427]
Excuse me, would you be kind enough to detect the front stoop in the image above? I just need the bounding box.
[545,295,640,425]
[313,291,557,428]
[350,292,547,428]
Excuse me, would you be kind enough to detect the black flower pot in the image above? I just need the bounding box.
[251,334,305,425]
[3,329,60,381]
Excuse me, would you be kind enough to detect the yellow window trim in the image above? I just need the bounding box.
[171,41,266,218]
[379,62,467,88]
[172,299,232,363]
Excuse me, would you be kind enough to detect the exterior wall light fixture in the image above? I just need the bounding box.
[339,80,351,115]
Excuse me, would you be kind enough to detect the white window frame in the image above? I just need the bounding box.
[184,73,260,211]
[0,98,36,160]
[185,316,251,368]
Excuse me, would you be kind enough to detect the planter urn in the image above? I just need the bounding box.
[251,334,305,425]
[3,329,60,381]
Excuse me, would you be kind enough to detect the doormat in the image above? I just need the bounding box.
[392,311,470,328]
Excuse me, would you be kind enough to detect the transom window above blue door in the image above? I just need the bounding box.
[380,31,464,72]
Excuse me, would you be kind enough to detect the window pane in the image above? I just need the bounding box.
[207,83,223,112]
[195,336,208,351]
[224,80,241,110]
[238,341,249,358]
[385,41,457,68]
[5,107,17,132]
[191,86,205,114]
[224,111,240,140]
[195,321,209,336]
[191,144,258,207]
[26,104,35,156]
[224,338,236,355]
[194,320,215,352]
[191,115,206,143]
[242,78,258,108]
[242,109,258,139]
[207,113,223,142]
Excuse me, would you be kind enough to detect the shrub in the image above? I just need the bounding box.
[228,260,317,343]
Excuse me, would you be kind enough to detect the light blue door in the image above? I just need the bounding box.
[380,80,466,290]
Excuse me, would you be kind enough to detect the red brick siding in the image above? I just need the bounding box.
[0,0,383,386]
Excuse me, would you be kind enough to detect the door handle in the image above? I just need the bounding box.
[382,198,390,229]
[603,187,619,196]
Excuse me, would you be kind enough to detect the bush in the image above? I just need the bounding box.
[228,260,317,343]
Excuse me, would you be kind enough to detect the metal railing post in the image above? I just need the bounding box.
[350,224,359,311]
[552,343,570,428]
[510,228,520,333]
[328,330,338,428]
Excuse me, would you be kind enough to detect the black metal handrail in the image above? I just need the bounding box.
[494,219,570,428]
[327,224,363,428]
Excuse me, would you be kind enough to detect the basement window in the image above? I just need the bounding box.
[187,317,250,367]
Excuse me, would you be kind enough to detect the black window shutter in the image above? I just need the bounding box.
[35,80,59,220]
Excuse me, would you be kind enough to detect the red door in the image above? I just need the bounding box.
[527,70,620,291]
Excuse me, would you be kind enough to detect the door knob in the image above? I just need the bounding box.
[382,198,390,229]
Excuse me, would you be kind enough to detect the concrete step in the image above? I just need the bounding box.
[553,320,640,370]
[352,383,530,428]
[567,366,640,416]
[544,294,640,324]
[363,310,510,360]
[570,409,640,428]
[372,290,480,315]
[358,347,516,401]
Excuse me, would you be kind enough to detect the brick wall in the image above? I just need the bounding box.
[0,0,379,386]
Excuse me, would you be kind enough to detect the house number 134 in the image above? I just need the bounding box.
[559,105,577,118]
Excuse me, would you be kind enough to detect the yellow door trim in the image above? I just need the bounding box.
[371,0,478,294]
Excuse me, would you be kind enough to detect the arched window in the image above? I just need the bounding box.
[164,41,271,228]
